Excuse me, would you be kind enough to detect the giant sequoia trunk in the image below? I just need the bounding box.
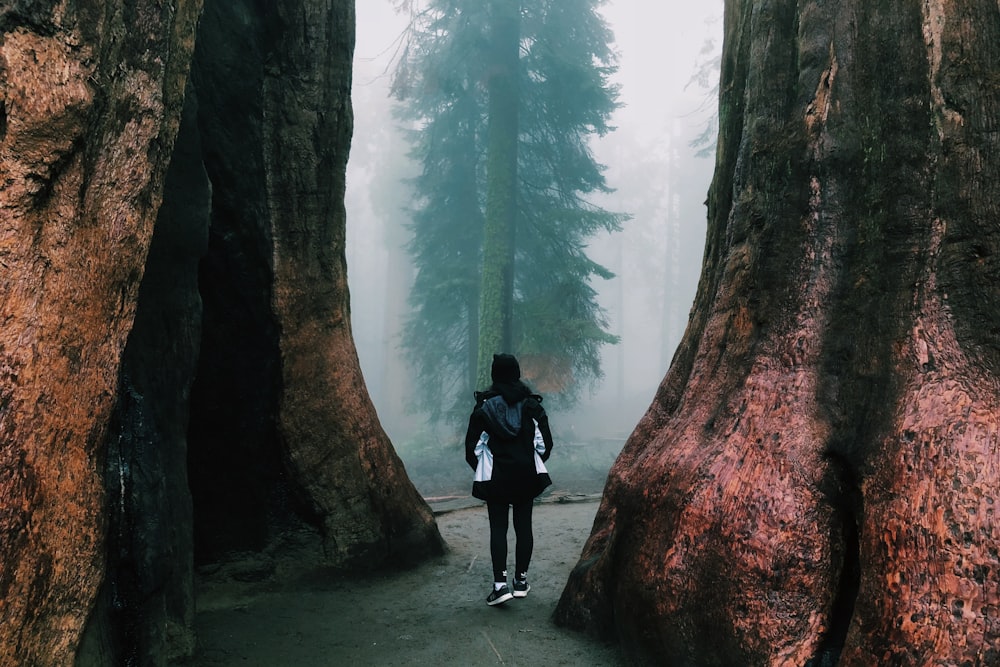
[185,0,444,569]
[2,0,443,664]
[260,0,445,567]
[555,1,1000,665]
[0,2,201,664]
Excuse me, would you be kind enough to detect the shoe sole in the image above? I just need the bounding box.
[512,586,530,598]
[487,592,514,606]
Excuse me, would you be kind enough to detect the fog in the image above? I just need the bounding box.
[345,1,723,473]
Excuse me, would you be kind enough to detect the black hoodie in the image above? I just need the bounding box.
[464,380,554,502]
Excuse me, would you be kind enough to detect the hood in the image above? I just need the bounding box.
[481,394,524,438]
[491,379,531,405]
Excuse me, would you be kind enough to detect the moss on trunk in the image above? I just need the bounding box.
[476,0,521,388]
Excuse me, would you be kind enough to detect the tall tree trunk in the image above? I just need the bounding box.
[467,288,481,398]
[0,2,201,664]
[555,1,1000,665]
[476,0,520,387]
[184,0,444,570]
[261,0,445,566]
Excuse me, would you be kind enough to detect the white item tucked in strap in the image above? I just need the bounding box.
[474,432,493,482]
[474,419,547,482]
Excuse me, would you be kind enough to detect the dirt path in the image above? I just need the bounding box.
[181,497,624,666]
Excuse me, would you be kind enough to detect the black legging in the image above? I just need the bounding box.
[487,500,533,582]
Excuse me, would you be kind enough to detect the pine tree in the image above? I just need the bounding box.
[395,0,623,422]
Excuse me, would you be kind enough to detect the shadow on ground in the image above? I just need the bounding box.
[177,496,623,666]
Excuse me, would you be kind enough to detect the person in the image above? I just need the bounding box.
[465,353,553,606]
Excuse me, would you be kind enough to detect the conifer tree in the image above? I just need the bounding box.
[395,0,623,423]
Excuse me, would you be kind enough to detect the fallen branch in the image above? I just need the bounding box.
[481,629,504,663]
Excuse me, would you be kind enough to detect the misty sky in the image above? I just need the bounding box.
[346,1,724,441]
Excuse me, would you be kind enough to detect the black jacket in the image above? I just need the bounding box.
[464,382,553,502]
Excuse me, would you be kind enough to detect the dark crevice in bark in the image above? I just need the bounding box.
[186,232,290,563]
[97,376,147,667]
[812,453,862,667]
[186,0,273,565]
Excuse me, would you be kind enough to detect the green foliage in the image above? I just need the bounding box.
[685,14,723,158]
[395,0,624,422]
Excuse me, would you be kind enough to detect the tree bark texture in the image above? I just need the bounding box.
[0,1,201,665]
[555,1,1000,665]
[182,0,444,570]
[477,0,520,388]
[259,0,446,567]
[75,84,209,667]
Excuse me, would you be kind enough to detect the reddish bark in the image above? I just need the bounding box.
[555,1,1000,665]
[2,1,442,662]
[262,0,445,567]
[0,2,201,664]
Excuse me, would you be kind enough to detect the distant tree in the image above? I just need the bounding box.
[393,0,489,422]
[686,12,723,158]
[394,0,624,423]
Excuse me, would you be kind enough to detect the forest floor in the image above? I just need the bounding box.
[177,492,626,666]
